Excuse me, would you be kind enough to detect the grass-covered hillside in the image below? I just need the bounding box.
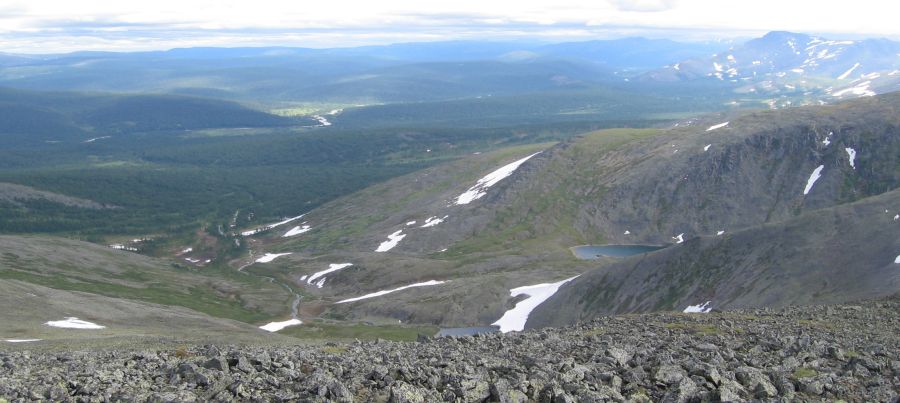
[236,92,900,328]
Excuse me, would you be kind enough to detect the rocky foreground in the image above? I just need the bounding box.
[2,298,899,402]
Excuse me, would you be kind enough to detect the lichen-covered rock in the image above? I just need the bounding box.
[1,298,898,402]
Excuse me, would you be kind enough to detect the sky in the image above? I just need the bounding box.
[2,0,899,53]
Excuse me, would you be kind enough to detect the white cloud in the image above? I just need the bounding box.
[1,0,898,52]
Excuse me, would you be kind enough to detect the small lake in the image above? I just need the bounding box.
[435,326,499,337]
[571,244,667,260]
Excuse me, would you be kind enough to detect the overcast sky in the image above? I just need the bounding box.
[2,0,899,53]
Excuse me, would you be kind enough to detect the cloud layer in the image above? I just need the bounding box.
[1,0,898,53]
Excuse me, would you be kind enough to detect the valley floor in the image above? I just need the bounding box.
[2,297,898,402]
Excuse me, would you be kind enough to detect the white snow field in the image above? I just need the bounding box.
[803,165,825,195]
[492,276,578,333]
[336,280,447,304]
[259,319,302,332]
[683,301,713,313]
[45,317,106,329]
[255,253,292,263]
[375,230,406,252]
[455,152,541,205]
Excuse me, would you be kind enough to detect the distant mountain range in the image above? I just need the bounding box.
[644,31,900,105]
[2,32,895,106]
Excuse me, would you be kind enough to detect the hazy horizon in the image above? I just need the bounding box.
[2,0,899,54]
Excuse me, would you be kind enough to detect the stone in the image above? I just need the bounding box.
[654,364,686,385]
[490,379,528,403]
[390,382,427,403]
[716,379,746,402]
[202,357,229,373]
[799,378,824,395]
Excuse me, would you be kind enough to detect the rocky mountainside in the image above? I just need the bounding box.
[644,31,900,105]
[2,297,897,401]
[528,188,900,328]
[239,92,899,329]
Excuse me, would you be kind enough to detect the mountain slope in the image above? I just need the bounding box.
[644,31,900,105]
[0,87,299,145]
[528,187,900,328]
[0,235,292,323]
[238,92,900,328]
[0,279,286,344]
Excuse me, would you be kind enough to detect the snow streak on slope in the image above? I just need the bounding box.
[375,230,406,252]
[336,280,447,304]
[255,253,292,263]
[306,263,353,287]
[837,62,861,80]
[455,152,541,205]
[283,224,311,237]
[492,276,578,333]
[241,214,304,236]
[845,148,857,169]
[421,216,448,228]
[259,319,302,332]
[803,165,825,195]
[683,301,712,313]
[832,81,876,97]
[45,317,105,329]
[706,122,729,131]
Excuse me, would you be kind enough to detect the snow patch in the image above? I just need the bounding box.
[803,165,825,195]
[895,255,900,264]
[492,276,578,333]
[5,339,42,343]
[455,152,541,205]
[845,147,857,169]
[242,214,304,236]
[406,221,417,226]
[421,215,448,228]
[624,230,631,235]
[673,233,684,244]
[832,81,875,97]
[706,122,729,131]
[283,224,311,237]
[894,214,899,221]
[823,132,832,146]
[307,263,353,286]
[375,230,406,252]
[255,253,292,263]
[683,301,712,313]
[837,62,860,80]
[716,230,725,236]
[336,280,447,304]
[83,136,112,143]
[259,319,302,332]
[673,63,680,71]
[180,247,193,254]
[45,317,105,329]
[703,144,712,152]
